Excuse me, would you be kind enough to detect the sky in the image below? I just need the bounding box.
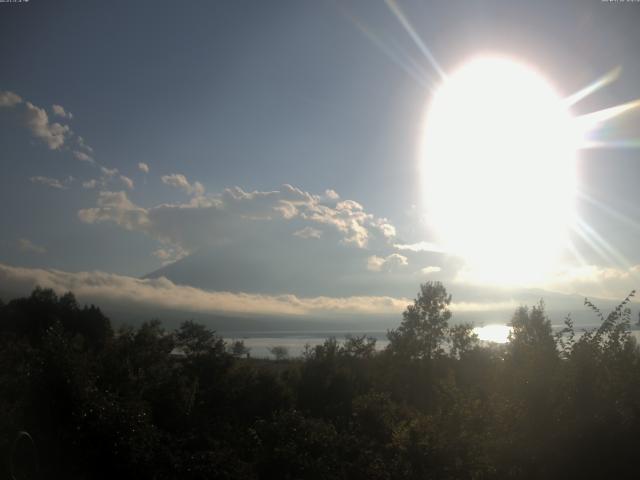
[1,0,640,325]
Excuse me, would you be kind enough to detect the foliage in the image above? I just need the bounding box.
[1,285,640,479]
[267,345,289,361]
[387,281,452,360]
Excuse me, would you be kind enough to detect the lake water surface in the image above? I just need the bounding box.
[223,324,640,358]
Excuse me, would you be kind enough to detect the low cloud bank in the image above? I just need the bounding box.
[0,263,411,318]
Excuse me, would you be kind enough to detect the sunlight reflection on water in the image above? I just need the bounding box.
[473,324,512,344]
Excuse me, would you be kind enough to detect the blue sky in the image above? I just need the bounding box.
[1,0,640,323]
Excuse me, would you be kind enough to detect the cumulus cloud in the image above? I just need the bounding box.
[52,104,73,119]
[0,92,80,152]
[324,189,340,201]
[0,90,22,107]
[138,162,150,173]
[78,185,397,260]
[161,173,204,196]
[78,191,149,231]
[82,179,97,189]
[17,238,46,254]
[0,263,411,318]
[367,253,409,272]
[23,102,70,150]
[302,197,395,248]
[30,176,68,190]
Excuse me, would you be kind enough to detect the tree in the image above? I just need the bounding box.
[175,320,225,357]
[343,334,377,359]
[268,345,289,361]
[508,301,556,360]
[448,323,478,359]
[228,339,250,358]
[387,282,452,360]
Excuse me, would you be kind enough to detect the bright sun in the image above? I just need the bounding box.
[421,56,581,284]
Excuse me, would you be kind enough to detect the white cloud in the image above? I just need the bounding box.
[0,263,411,318]
[161,173,205,196]
[0,91,22,107]
[100,166,118,177]
[138,162,150,173]
[367,253,409,272]
[78,191,149,231]
[30,176,68,190]
[17,238,46,254]
[293,226,323,239]
[452,261,640,302]
[82,179,97,189]
[23,102,70,150]
[421,266,441,275]
[394,241,445,253]
[73,150,94,163]
[119,174,134,190]
[52,104,73,119]
[375,219,396,238]
[324,189,340,201]
[544,264,640,300]
[449,300,517,313]
[152,245,189,265]
[76,136,94,153]
[78,185,397,260]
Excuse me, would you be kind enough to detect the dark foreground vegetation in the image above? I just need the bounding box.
[1,282,639,479]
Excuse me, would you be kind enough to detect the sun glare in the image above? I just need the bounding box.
[474,324,512,344]
[421,57,582,284]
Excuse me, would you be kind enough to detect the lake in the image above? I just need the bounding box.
[222,324,640,358]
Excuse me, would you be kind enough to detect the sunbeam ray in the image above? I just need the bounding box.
[384,0,446,80]
[580,139,640,149]
[571,220,617,267]
[339,7,435,89]
[564,66,621,107]
[578,189,640,234]
[577,98,640,127]
[574,217,632,270]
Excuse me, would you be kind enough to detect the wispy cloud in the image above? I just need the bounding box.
[293,226,323,239]
[73,150,94,163]
[454,262,640,301]
[30,176,68,190]
[0,90,22,107]
[17,238,46,255]
[394,241,445,253]
[421,266,441,275]
[119,174,134,190]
